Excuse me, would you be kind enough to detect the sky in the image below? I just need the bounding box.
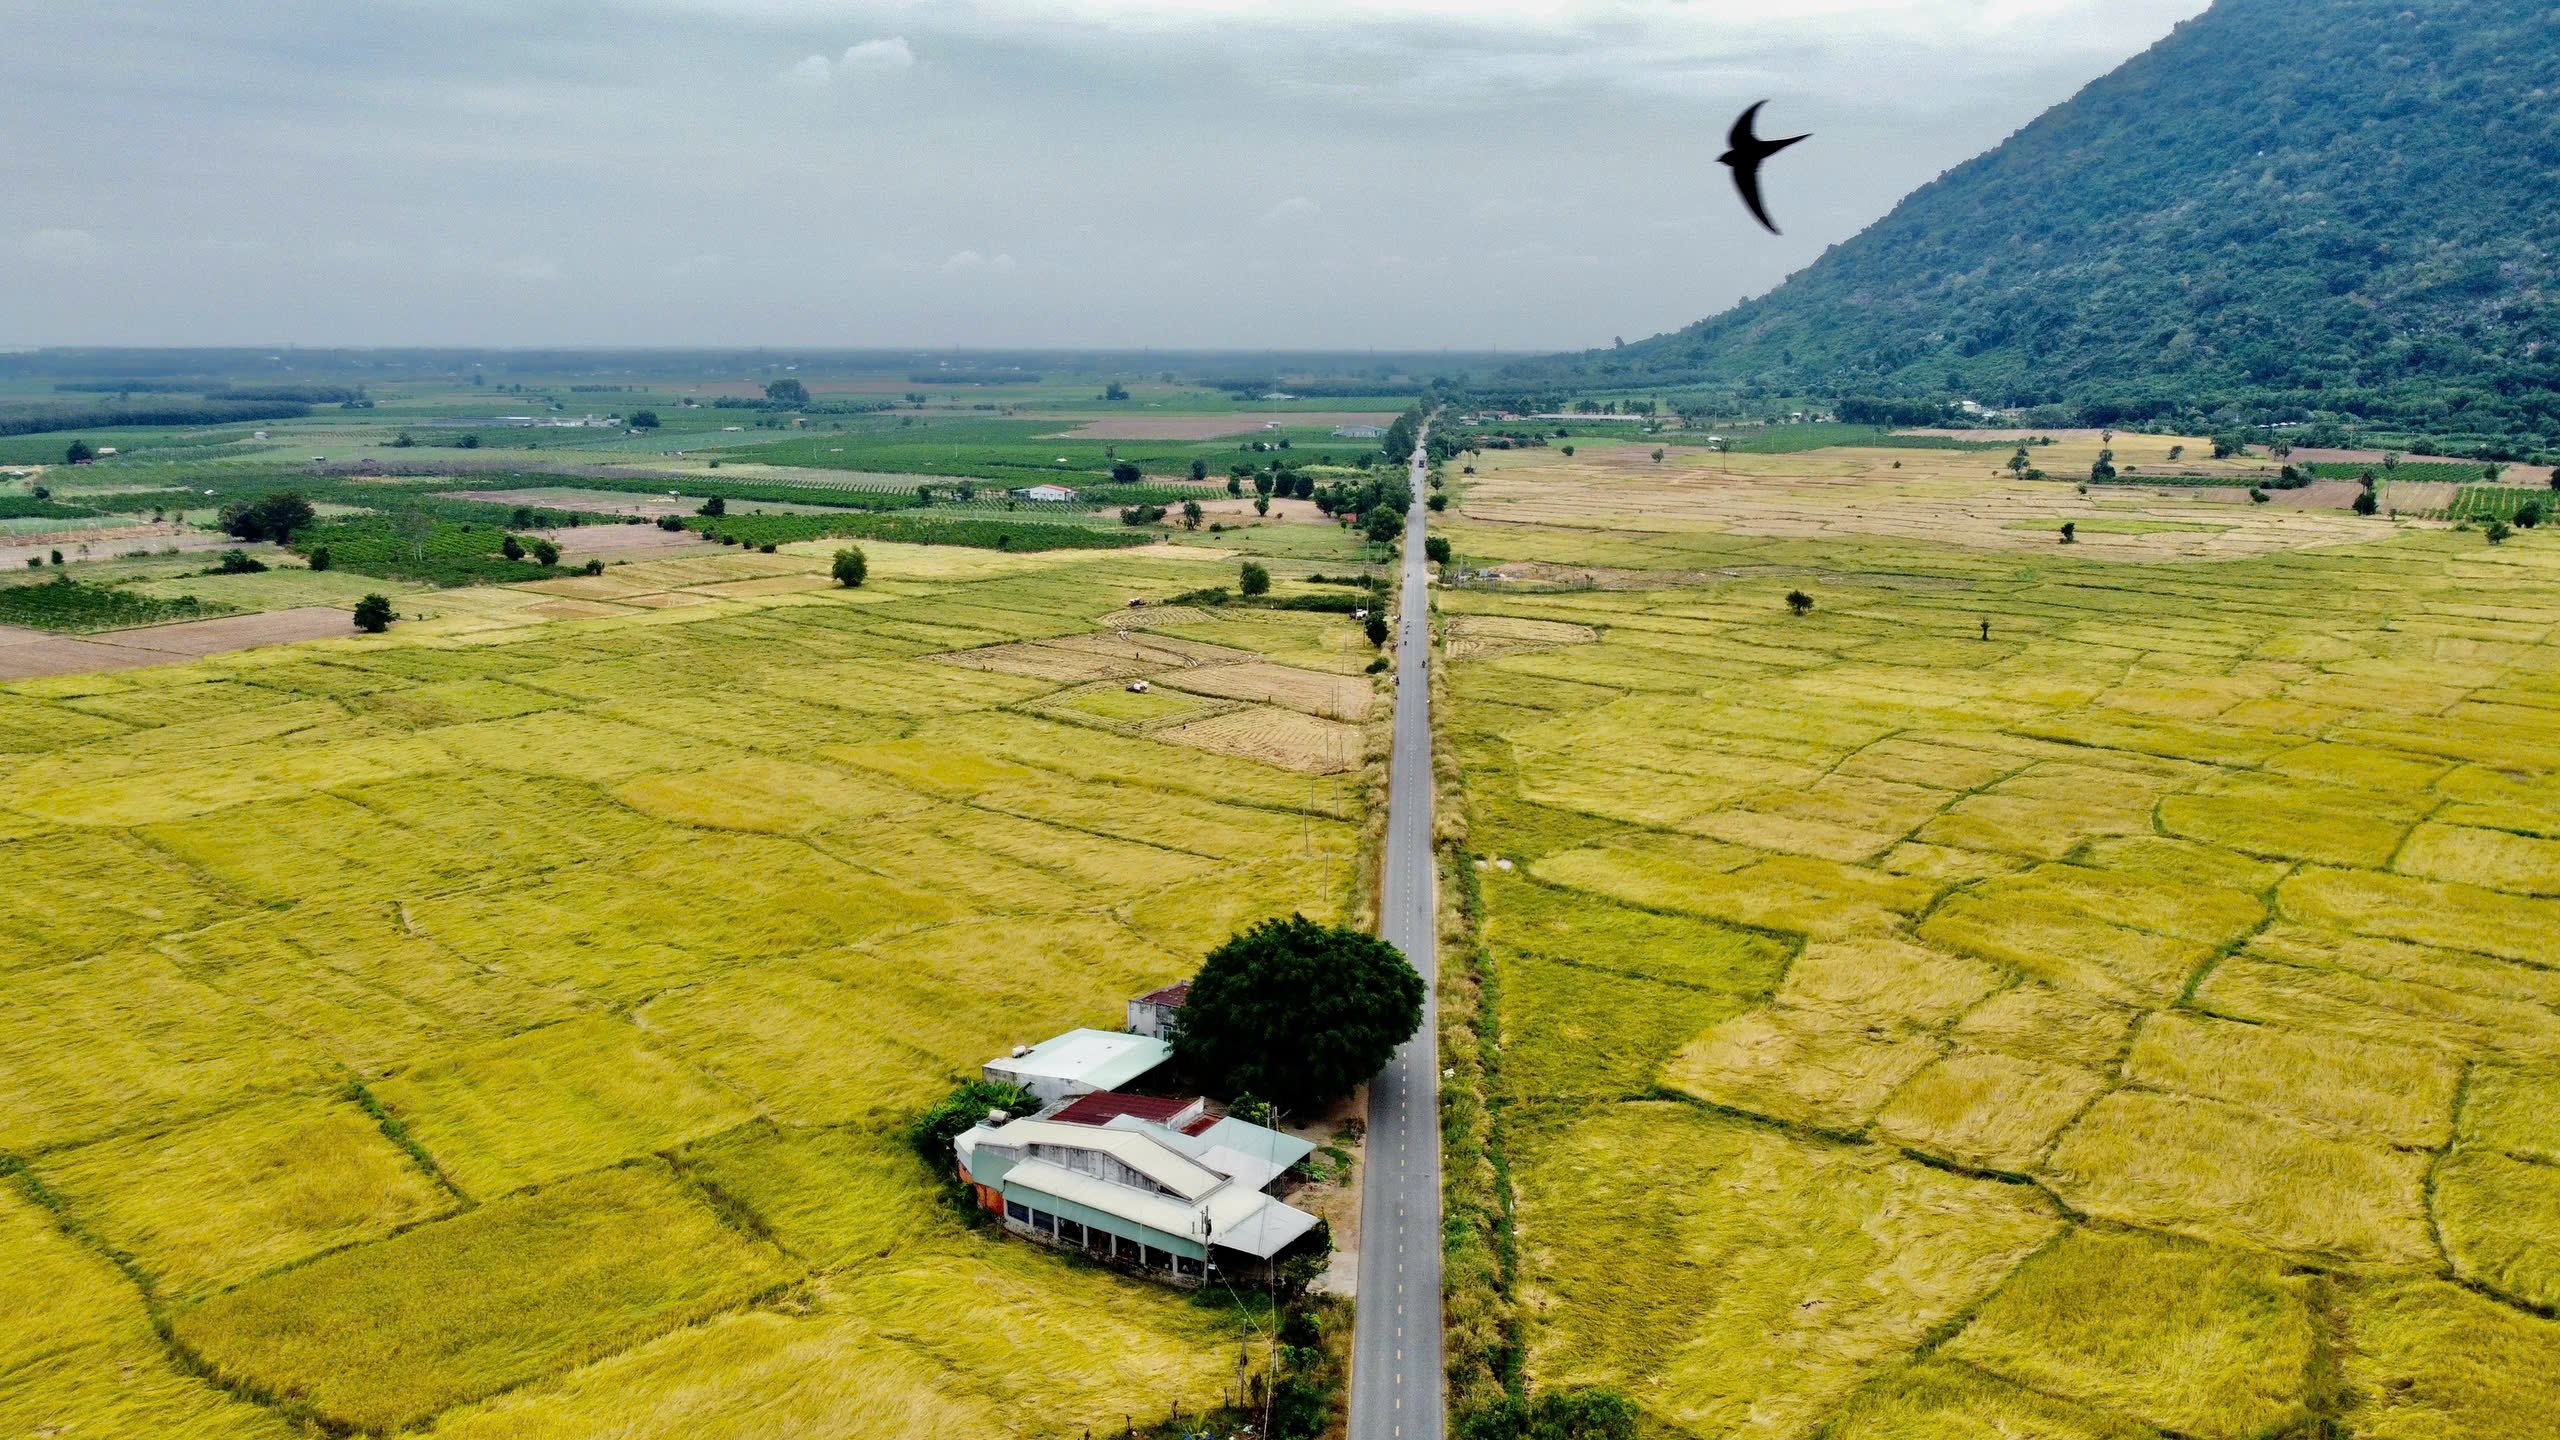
[1,0,2210,351]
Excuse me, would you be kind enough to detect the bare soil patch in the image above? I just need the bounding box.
[1158,662,1374,721]
[0,606,350,680]
[1192,497,1328,524]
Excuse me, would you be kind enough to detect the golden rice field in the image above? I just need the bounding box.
[0,538,1378,1437]
[1438,438,2560,1440]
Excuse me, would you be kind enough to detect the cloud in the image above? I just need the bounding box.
[779,36,913,89]
[941,249,1016,275]
[839,37,915,74]
[19,228,99,263]
[1261,196,1320,224]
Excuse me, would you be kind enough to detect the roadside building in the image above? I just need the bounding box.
[1332,424,1386,439]
[982,1028,1170,1106]
[954,1098,1320,1285]
[1125,980,1189,1038]
[1012,483,1079,502]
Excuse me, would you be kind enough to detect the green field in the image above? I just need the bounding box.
[1435,439,2560,1439]
[0,535,1381,1437]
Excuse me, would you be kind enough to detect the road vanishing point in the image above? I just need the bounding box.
[1349,425,1444,1440]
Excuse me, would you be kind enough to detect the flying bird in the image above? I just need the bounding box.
[1719,101,1810,235]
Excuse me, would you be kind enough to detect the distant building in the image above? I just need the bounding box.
[1126,980,1189,1038]
[983,1028,1170,1106]
[1332,425,1386,439]
[954,1099,1320,1285]
[1012,483,1079,503]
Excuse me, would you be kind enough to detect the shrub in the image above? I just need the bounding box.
[582,558,604,576]
[656,513,684,531]
[1240,561,1271,597]
[1110,461,1142,485]
[1428,493,1447,511]
[2249,487,2269,503]
[628,409,660,430]
[1171,915,1424,1112]
[906,1079,1038,1171]
[831,546,867,588]
[1366,614,1389,646]
[2514,501,2544,529]
[1365,655,1389,674]
[2060,521,2078,543]
[2487,519,2513,544]
[499,535,526,562]
[352,594,394,633]
[697,495,726,518]
[529,538,560,566]
[1785,589,1813,616]
[1426,536,1452,565]
[2353,487,2379,516]
[307,546,331,571]
[210,549,267,575]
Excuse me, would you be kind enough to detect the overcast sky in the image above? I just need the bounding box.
[1,0,2208,351]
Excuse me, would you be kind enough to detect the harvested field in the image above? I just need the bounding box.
[1156,660,1374,720]
[0,607,351,681]
[1157,703,1364,773]
[1441,437,2560,1437]
[0,539,1369,1435]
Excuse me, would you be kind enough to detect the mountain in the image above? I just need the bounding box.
[1512,0,2560,441]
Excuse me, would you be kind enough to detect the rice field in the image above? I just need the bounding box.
[0,536,1377,1436]
[1439,437,2560,1439]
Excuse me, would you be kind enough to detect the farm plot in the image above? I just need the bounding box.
[0,539,1370,1436]
[1438,441,2560,1438]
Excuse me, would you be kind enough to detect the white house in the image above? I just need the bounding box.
[1332,424,1386,439]
[1126,981,1189,1038]
[954,1094,1320,1284]
[983,1028,1170,1106]
[1013,483,1079,503]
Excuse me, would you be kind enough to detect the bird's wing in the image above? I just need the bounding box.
[1731,161,1780,235]
[1728,100,1767,152]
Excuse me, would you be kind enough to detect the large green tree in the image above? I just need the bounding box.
[1173,915,1423,1113]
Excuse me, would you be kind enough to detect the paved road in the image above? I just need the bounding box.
[1349,428,1443,1440]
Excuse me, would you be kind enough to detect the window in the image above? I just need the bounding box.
[1032,1209,1056,1234]
[1006,1201,1030,1224]
[1060,1219,1085,1246]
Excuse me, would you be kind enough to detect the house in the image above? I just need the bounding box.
[983,1028,1170,1106]
[1126,980,1189,1038]
[954,1097,1320,1284]
[1332,425,1386,439]
[1013,483,1078,503]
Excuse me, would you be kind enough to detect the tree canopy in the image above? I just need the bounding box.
[763,378,810,406]
[1172,914,1423,1113]
[218,492,316,543]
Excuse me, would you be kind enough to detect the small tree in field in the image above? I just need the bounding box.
[1652,448,1665,463]
[1110,461,1142,485]
[2060,521,2077,543]
[2487,518,2513,544]
[500,535,526,562]
[2353,486,2379,516]
[832,547,868,588]
[1785,589,1813,616]
[1239,561,1270,597]
[1365,614,1389,646]
[1181,498,1203,530]
[1171,915,1424,1112]
[698,495,726,518]
[352,594,394,633]
[530,538,560,566]
[629,409,660,430]
[1255,495,1270,516]
[65,439,94,464]
[1189,458,1208,482]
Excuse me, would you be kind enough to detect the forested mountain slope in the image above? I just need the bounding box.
[1516,0,2560,439]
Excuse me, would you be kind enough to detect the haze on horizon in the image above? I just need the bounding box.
[3,0,2207,353]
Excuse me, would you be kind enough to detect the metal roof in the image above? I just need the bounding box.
[1002,1160,1319,1261]
[984,1028,1170,1091]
